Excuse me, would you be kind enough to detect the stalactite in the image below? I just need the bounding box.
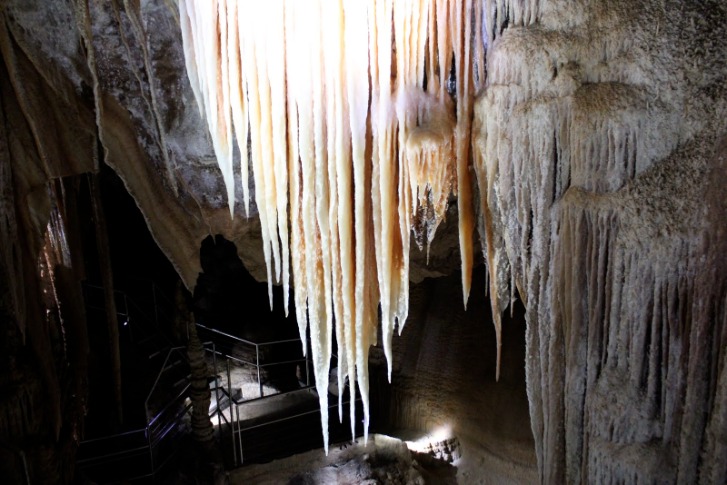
[472,1,727,480]
[179,0,481,452]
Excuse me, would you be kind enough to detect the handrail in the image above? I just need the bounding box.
[196,323,258,347]
[83,280,170,319]
[78,428,146,445]
[124,277,176,307]
[147,382,190,430]
[149,403,193,448]
[258,358,310,368]
[84,279,175,312]
[237,400,346,433]
[204,349,309,371]
[77,395,194,481]
[231,393,362,465]
[125,296,161,329]
[198,323,307,399]
[77,281,194,482]
[195,323,302,347]
[75,309,321,474]
[76,445,150,465]
[80,384,188,457]
[144,346,188,412]
[229,384,314,407]
[209,352,257,367]
[253,337,306,346]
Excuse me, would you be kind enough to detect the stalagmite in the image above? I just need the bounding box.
[179,0,483,452]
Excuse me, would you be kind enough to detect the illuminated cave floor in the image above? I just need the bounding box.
[205,351,320,428]
[211,387,319,428]
[228,434,457,485]
[225,430,536,484]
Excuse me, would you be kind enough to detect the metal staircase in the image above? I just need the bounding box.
[75,282,356,482]
[76,282,191,483]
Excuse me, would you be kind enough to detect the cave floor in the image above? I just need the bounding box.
[227,434,457,484]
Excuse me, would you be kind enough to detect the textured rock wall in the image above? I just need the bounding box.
[0,8,94,481]
[371,266,538,483]
[73,0,268,288]
[474,0,727,482]
[2,0,269,289]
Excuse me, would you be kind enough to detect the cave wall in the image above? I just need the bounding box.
[1,0,271,290]
[370,265,538,483]
[0,33,93,481]
[474,0,727,482]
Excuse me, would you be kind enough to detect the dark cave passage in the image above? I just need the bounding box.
[193,234,299,343]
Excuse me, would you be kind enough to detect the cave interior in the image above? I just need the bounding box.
[0,1,726,484]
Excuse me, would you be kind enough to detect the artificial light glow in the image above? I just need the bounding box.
[406,424,452,448]
[404,424,460,463]
[179,0,484,454]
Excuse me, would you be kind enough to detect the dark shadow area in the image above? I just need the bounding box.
[193,235,298,341]
[193,234,302,394]
[99,163,179,305]
[82,164,181,435]
[76,164,188,483]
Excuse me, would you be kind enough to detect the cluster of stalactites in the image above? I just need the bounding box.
[179,0,483,453]
[404,90,456,260]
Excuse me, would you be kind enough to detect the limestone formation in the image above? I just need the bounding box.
[0,0,724,483]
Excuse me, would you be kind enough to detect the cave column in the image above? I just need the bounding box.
[183,287,226,481]
[187,317,215,451]
[88,172,123,428]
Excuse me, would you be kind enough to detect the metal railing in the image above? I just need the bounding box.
[195,323,311,400]
[230,393,363,466]
[76,396,193,482]
[77,282,322,478]
[144,346,189,416]
[77,339,221,483]
[77,280,193,482]
[193,323,323,467]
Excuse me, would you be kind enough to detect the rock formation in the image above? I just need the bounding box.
[474,1,727,482]
[0,0,724,483]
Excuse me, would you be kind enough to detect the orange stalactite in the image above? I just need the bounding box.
[179,0,484,452]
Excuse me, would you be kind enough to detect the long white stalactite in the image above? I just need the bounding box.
[179,0,484,452]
